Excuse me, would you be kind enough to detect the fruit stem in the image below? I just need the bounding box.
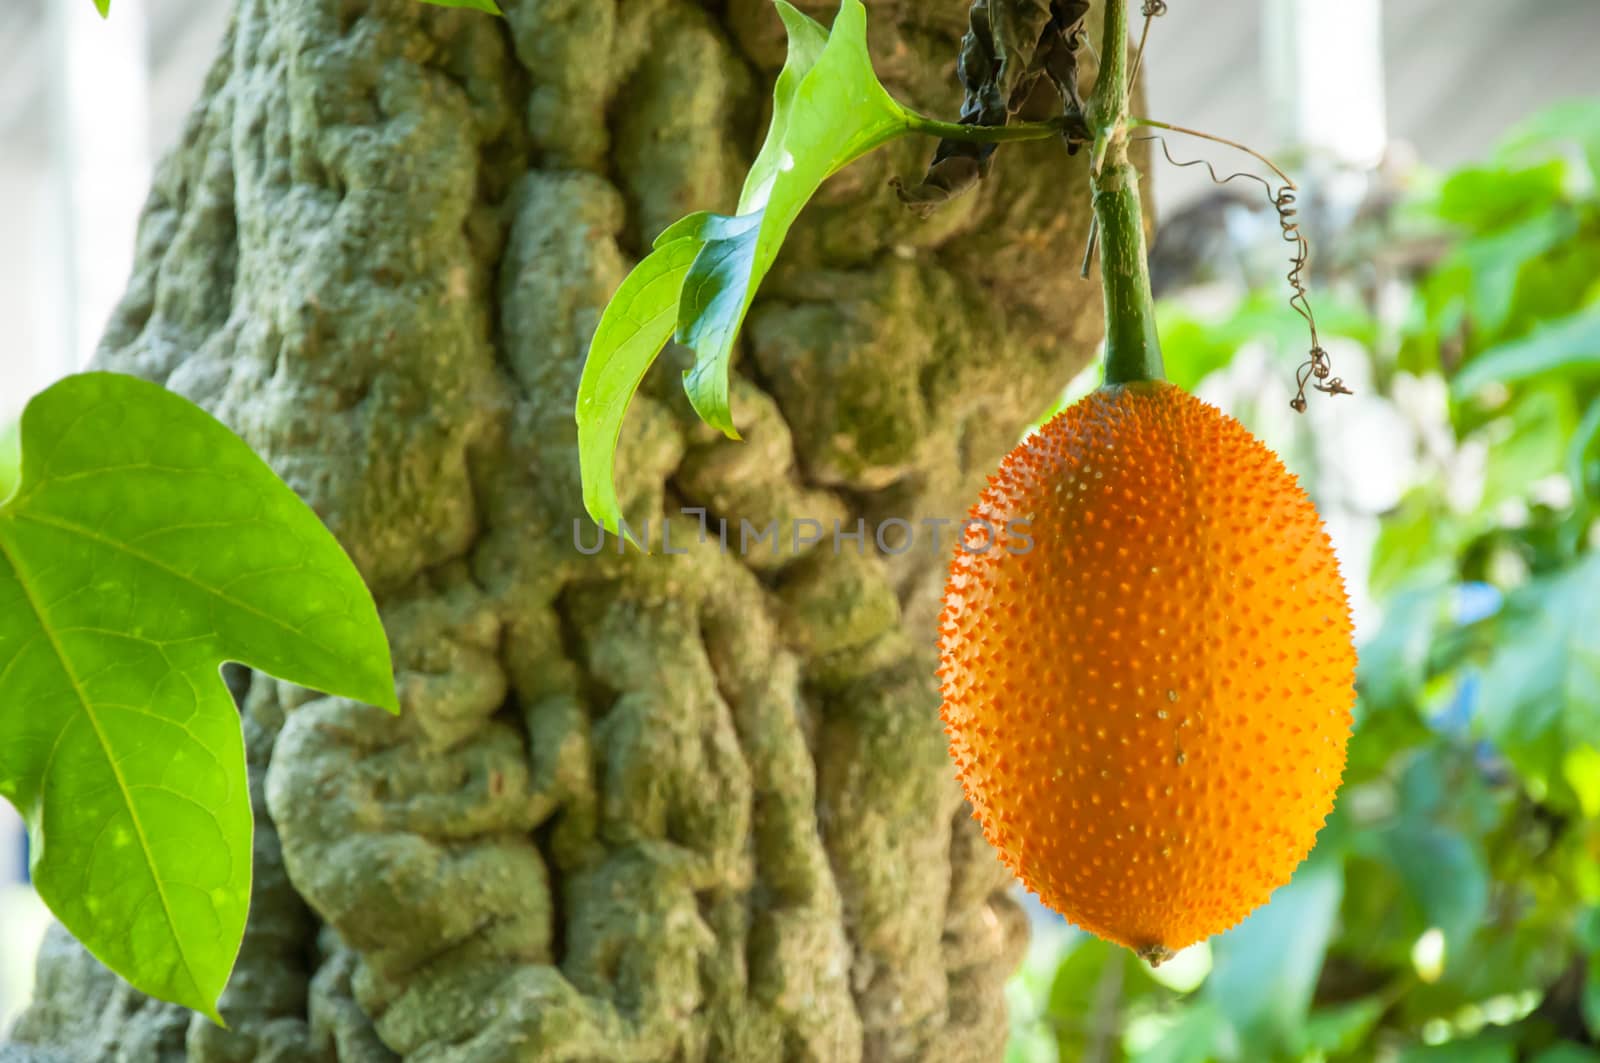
[1088,0,1164,386]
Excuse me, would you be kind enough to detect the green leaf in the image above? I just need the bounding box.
[740,2,832,216]
[1379,823,1489,958]
[1501,98,1600,182]
[1399,1036,1516,1063]
[1369,490,1461,596]
[1480,386,1577,509]
[1532,1047,1600,1063]
[1569,398,1600,510]
[675,0,913,436]
[92,0,110,15]
[1297,997,1386,1057]
[1564,745,1600,819]
[1453,306,1600,397]
[1138,1003,1227,1063]
[576,222,711,537]
[1475,554,1600,808]
[0,372,397,1021]
[1205,856,1344,1048]
[576,0,917,522]
[417,0,502,11]
[677,212,767,435]
[1434,159,1569,231]
[1453,211,1578,338]
[1586,954,1600,1041]
[0,416,18,503]
[1578,907,1600,953]
[1042,936,1161,1061]
[1356,582,1449,720]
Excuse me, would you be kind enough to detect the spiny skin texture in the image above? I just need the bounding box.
[938,381,1356,958]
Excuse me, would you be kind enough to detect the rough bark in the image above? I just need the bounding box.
[3,0,1106,1059]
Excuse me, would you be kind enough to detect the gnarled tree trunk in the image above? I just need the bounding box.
[3,0,1104,1058]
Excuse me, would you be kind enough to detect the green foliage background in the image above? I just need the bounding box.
[1007,101,1600,1063]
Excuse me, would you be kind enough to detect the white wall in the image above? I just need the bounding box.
[1140,0,1600,212]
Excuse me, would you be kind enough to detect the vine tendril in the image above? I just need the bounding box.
[1132,131,1352,411]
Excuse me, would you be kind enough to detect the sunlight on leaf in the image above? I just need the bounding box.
[0,418,18,503]
[0,373,397,1021]
[740,3,832,216]
[1561,745,1600,819]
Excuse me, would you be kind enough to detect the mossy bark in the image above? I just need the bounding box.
[2,1,1109,1059]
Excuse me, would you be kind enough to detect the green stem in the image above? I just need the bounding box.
[1088,1,1164,385]
[902,113,1073,145]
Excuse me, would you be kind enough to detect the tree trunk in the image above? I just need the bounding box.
[3,0,1104,1059]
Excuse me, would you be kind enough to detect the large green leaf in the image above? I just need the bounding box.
[1452,306,1600,396]
[576,0,919,530]
[0,372,397,1020]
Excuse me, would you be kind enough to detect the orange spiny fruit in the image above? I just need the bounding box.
[937,381,1355,962]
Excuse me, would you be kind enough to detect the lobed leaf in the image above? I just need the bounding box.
[0,373,397,1021]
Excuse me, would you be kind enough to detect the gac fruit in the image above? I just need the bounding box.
[937,381,1355,962]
